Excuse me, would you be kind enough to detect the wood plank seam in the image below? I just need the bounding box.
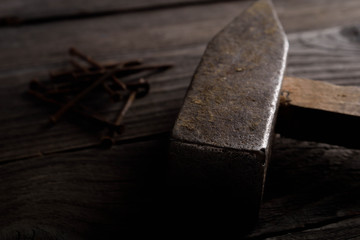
[247,214,360,240]
[0,0,249,27]
[0,132,169,164]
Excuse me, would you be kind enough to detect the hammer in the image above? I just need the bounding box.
[167,0,360,232]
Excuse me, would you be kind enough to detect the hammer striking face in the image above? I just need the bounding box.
[168,0,288,229]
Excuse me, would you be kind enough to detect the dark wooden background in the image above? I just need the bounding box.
[0,0,359,239]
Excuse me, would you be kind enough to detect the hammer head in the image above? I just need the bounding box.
[168,0,288,230]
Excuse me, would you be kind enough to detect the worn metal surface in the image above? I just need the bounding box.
[168,0,288,230]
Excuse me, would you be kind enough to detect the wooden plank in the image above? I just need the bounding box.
[1,2,360,161]
[0,2,244,74]
[261,217,360,240]
[0,0,223,19]
[0,136,358,238]
[0,52,197,161]
[0,0,247,25]
[0,2,248,162]
[1,1,360,74]
[246,137,360,239]
[0,138,169,239]
[2,0,360,34]
[0,1,359,239]
[274,0,360,33]
[287,27,360,85]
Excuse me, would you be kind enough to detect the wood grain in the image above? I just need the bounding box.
[287,26,360,84]
[0,0,231,21]
[264,217,360,240]
[0,136,358,238]
[0,1,360,239]
[282,76,360,117]
[1,2,360,161]
[0,0,249,26]
[0,138,169,239]
[1,0,360,34]
[247,137,360,239]
[276,77,360,149]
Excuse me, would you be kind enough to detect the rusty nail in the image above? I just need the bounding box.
[70,59,90,73]
[49,66,122,123]
[112,75,127,90]
[100,125,125,148]
[100,90,137,147]
[123,59,143,67]
[73,64,173,80]
[100,135,115,148]
[102,82,124,102]
[29,78,47,91]
[126,78,150,98]
[69,47,103,69]
[29,89,120,129]
[114,91,137,126]
[103,81,116,95]
[49,61,157,82]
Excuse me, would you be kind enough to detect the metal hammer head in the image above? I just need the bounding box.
[168,0,288,230]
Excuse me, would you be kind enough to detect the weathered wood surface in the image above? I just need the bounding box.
[0,0,242,24]
[0,0,359,239]
[1,137,359,239]
[0,138,169,239]
[248,137,360,239]
[2,0,360,33]
[2,1,360,161]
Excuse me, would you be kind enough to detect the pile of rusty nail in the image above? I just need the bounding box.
[28,47,172,147]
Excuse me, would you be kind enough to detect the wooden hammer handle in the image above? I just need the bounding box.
[277,76,360,149]
[281,76,360,117]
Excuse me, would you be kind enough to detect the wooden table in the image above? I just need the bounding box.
[0,0,359,239]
